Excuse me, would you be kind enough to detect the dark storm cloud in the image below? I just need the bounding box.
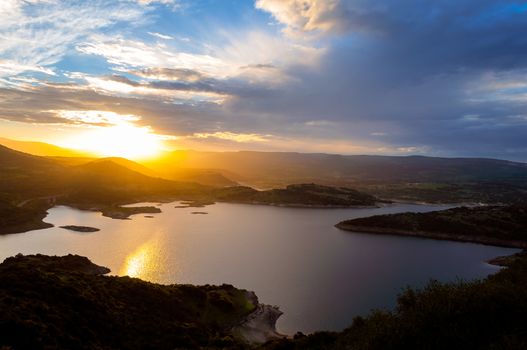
[2,0,527,159]
[235,0,527,160]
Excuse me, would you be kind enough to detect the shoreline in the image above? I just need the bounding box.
[4,200,521,268]
[232,291,286,344]
[335,224,527,250]
[0,198,386,236]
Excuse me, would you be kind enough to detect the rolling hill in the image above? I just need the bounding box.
[0,137,92,158]
[145,151,527,203]
[148,151,527,187]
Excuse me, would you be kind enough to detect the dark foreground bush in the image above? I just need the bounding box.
[0,254,255,350]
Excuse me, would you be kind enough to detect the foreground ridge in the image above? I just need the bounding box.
[0,254,282,349]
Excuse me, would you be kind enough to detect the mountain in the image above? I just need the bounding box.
[0,144,68,201]
[153,168,238,187]
[0,143,60,171]
[149,151,527,187]
[0,146,209,233]
[83,157,159,178]
[0,137,91,157]
[144,151,527,203]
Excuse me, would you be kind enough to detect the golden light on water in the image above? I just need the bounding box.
[120,240,160,279]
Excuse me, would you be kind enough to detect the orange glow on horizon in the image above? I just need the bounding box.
[59,124,169,160]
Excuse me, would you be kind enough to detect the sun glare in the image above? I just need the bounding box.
[53,110,171,160]
[62,124,165,160]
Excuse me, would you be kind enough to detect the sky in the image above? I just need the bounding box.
[1,0,527,160]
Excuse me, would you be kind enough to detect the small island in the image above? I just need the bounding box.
[336,205,527,249]
[59,225,100,232]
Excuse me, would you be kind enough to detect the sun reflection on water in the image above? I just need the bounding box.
[120,239,163,280]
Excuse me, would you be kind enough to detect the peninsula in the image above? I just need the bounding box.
[336,205,527,248]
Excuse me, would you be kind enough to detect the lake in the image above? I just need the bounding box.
[0,202,518,334]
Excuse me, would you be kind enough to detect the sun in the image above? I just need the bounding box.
[62,124,165,160]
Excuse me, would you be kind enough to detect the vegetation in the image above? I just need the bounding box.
[144,151,527,194]
[3,252,527,349]
[336,205,527,248]
[260,251,527,350]
[0,254,257,350]
[214,184,381,207]
[0,198,52,234]
[357,182,527,205]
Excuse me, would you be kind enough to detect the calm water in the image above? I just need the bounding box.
[0,202,518,334]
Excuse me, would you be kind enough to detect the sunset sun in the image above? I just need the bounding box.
[61,124,165,160]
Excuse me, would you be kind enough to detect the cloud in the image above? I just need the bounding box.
[77,36,234,78]
[0,1,146,79]
[189,131,272,143]
[76,29,323,84]
[255,0,354,36]
[2,0,527,160]
[0,60,56,77]
[136,0,183,11]
[84,75,228,103]
[51,110,140,127]
[147,32,174,40]
[131,68,204,81]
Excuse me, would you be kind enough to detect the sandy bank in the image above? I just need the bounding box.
[232,292,285,344]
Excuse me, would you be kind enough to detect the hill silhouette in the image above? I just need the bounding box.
[0,137,92,158]
[0,145,383,234]
[150,151,527,186]
[146,151,527,203]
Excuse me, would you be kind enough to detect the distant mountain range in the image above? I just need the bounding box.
[147,150,527,188]
[3,137,527,188]
[2,137,527,208]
